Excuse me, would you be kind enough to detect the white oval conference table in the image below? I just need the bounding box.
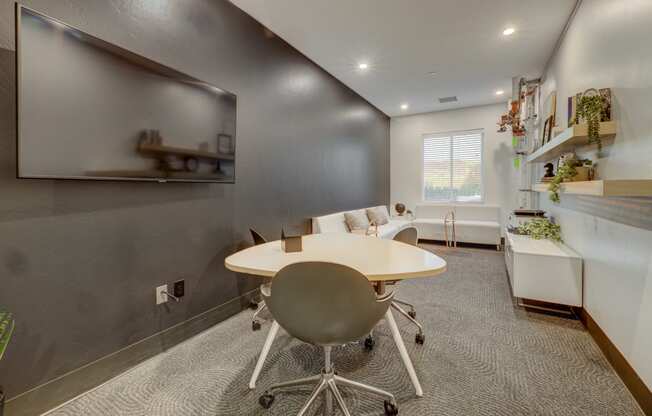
[225,232,447,397]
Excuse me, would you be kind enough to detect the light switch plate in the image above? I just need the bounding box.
[156,285,168,305]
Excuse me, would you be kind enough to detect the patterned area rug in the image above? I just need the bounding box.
[48,244,643,415]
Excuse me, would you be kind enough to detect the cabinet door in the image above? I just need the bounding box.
[504,239,514,288]
[513,254,582,306]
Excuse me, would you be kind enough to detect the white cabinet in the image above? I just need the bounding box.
[504,231,583,307]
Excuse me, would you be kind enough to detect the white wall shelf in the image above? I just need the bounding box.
[527,121,617,163]
[532,180,652,197]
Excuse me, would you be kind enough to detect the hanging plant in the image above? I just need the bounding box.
[0,312,13,416]
[0,311,14,361]
[548,157,593,203]
[517,218,563,242]
[575,89,607,151]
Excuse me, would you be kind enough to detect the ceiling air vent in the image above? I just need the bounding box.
[438,96,458,103]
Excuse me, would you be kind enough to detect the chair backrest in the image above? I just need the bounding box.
[249,228,267,246]
[393,226,418,246]
[262,262,392,346]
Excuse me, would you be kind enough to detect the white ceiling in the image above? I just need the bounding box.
[229,0,577,116]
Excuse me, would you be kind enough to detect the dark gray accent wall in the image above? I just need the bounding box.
[0,0,389,399]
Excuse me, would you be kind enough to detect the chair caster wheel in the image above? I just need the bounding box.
[408,310,417,319]
[252,321,262,331]
[259,393,275,409]
[415,333,425,345]
[384,400,399,415]
[364,336,375,351]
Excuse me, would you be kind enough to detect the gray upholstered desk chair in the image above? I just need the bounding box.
[249,229,269,331]
[390,226,425,344]
[259,262,399,416]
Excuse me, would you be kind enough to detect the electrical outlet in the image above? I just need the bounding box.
[173,280,185,298]
[156,285,168,305]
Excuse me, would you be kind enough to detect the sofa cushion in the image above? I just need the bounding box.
[415,204,453,220]
[344,211,370,231]
[312,206,409,239]
[454,220,500,245]
[454,206,500,222]
[458,220,500,228]
[312,211,349,234]
[366,206,390,226]
[413,219,446,241]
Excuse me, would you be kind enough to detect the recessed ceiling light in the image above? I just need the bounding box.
[427,71,437,76]
[503,27,516,36]
[400,103,409,110]
[358,63,369,70]
[495,90,505,96]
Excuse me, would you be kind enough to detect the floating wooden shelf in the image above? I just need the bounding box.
[527,121,617,163]
[532,180,652,197]
[138,143,234,161]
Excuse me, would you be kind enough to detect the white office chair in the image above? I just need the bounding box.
[259,261,399,416]
[249,228,269,331]
[391,227,425,345]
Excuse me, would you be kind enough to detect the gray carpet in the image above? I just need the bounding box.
[47,244,643,416]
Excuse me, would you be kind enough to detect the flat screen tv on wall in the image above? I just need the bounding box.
[16,5,237,183]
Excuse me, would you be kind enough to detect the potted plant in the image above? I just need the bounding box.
[517,218,562,242]
[0,311,14,416]
[575,88,608,151]
[548,155,593,203]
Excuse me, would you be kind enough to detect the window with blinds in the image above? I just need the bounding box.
[422,130,483,203]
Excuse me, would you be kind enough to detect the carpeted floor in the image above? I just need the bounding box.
[48,244,643,416]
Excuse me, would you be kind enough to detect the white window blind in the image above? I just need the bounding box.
[423,130,483,202]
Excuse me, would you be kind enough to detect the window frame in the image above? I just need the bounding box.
[421,128,485,204]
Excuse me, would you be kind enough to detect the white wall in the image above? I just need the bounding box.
[390,103,516,226]
[539,0,652,389]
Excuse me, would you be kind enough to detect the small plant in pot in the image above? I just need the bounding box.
[548,155,594,203]
[0,311,14,416]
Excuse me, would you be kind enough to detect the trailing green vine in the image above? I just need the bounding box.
[0,311,14,361]
[575,91,606,151]
[517,218,562,242]
[548,157,592,203]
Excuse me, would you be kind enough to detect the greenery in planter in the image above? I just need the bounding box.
[517,218,563,242]
[0,311,14,361]
[0,312,13,416]
[575,90,608,151]
[548,157,593,203]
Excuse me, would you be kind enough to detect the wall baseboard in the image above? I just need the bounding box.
[5,289,259,416]
[578,309,652,415]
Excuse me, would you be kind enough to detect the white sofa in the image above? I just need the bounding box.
[312,205,411,239]
[413,204,501,248]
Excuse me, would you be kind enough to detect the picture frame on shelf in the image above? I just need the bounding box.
[542,116,554,145]
[567,95,576,127]
[542,90,557,128]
